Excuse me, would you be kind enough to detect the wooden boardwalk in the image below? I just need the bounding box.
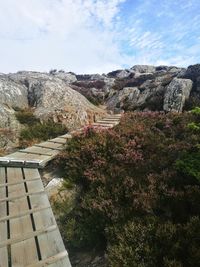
[0,114,121,267]
[0,114,122,168]
[0,167,71,267]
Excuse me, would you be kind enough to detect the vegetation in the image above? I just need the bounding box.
[56,109,200,266]
[16,109,67,147]
[15,108,40,125]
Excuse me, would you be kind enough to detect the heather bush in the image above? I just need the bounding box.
[19,121,67,148]
[58,111,200,266]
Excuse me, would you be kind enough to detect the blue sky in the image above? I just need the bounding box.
[0,0,199,73]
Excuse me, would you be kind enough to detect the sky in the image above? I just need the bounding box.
[0,0,199,74]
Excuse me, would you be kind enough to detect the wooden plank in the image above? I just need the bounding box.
[26,251,70,267]
[19,150,52,156]
[24,169,69,264]
[0,225,57,248]
[92,123,111,127]
[48,138,67,144]
[96,120,118,125]
[0,190,45,203]
[34,142,63,150]
[0,206,51,223]
[0,167,8,267]
[23,147,58,156]
[0,177,41,188]
[6,152,50,162]
[24,168,66,263]
[0,159,42,169]
[7,167,39,266]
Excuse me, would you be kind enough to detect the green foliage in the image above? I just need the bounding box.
[15,109,40,125]
[187,122,200,131]
[15,105,67,148]
[56,111,200,266]
[19,121,67,145]
[107,217,200,267]
[184,96,200,111]
[191,106,200,115]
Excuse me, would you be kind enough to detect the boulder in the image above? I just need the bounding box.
[0,76,28,149]
[54,72,77,83]
[107,69,130,79]
[0,76,28,109]
[131,65,156,73]
[163,78,193,112]
[184,64,200,81]
[106,87,140,109]
[31,78,105,129]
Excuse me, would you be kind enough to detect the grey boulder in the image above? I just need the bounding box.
[163,78,193,112]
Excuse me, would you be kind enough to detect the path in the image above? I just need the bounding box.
[0,114,121,267]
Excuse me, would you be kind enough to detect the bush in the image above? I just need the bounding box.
[15,109,40,125]
[107,217,200,267]
[184,96,200,111]
[57,111,200,266]
[19,121,67,148]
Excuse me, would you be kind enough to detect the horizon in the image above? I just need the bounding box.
[1,63,198,76]
[0,0,199,74]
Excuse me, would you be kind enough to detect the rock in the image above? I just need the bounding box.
[155,66,184,74]
[8,72,105,130]
[0,76,28,149]
[31,78,105,129]
[107,69,130,78]
[45,178,64,198]
[155,66,170,72]
[163,78,193,112]
[0,71,106,151]
[0,76,28,109]
[131,65,156,73]
[54,72,77,83]
[106,87,140,110]
[184,64,200,82]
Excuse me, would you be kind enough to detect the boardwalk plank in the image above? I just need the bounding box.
[24,169,71,266]
[7,168,39,266]
[48,138,67,144]
[0,168,8,267]
[22,146,58,156]
[35,142,64,150]
[6,152,50,162]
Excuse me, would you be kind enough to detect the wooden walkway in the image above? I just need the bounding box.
[0,114,122,168]
[0,114,121,267]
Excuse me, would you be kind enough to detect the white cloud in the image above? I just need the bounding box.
[0,0,126,73]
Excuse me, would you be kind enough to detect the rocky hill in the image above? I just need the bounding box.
[71,64,200,113]
[0,64,199,150]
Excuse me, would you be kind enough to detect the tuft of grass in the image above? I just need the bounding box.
[15,108,68,148]
[15,109,40,125]
[19,121,67,148]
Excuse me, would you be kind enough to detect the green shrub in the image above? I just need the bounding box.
[56,111,200,265]
[184,96,200,111]
[107,217,200,267]
[19,121,67,147]
[15,109,40,125]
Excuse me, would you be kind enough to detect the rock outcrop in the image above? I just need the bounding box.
[163,78,193,112]
[0,71,105,150]
[131,65,156,73]
[0,75,28,149]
